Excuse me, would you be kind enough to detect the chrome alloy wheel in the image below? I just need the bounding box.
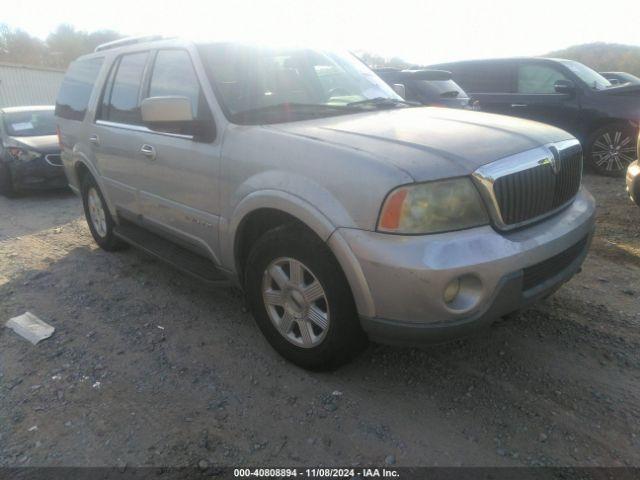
[591,130,636,172]
[262,257,330,348]
[87,187,107,238]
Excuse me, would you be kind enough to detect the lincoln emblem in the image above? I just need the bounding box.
[548,145,561,174]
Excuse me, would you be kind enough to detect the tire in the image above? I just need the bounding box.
[81,175,127,251]
[633,179,640,208]
[0,162,16,197]
[586,124,638,176]
[245,224,367,370]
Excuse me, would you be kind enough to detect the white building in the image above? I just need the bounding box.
[0,62,65,108]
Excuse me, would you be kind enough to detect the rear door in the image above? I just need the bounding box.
[510,61,581,133]
[92,51,151,217]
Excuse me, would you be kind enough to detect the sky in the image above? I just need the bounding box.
[3,0,640,65]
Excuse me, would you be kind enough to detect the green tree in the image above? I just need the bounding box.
[546,42,640,77]
[0,23,122,69]
[356,51,415,69]
[45,24,121,68]
[0,24,46,66]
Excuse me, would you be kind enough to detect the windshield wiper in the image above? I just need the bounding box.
[230,103,357,122]
[346,97,416,109]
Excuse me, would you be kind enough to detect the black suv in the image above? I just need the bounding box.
[374,68,474,109]
[600,71,640,86]
[429,57,640,176]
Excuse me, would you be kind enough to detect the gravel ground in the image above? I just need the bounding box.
[0,174,639,468]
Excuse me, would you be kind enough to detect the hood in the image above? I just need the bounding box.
[269,107,574,181]
[598,83,640,96]
[5,135,59,153]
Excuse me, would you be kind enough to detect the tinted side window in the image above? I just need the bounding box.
[451,63,514,94]
[106,52,149,125]
[517,64,568,94]
[416,80,469,99]
[148,50,202,118]
[55,57,104,121]
[97,57,119,121]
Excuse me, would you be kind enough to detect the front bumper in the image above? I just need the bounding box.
[334,188,596,345]
[7,155,67,190]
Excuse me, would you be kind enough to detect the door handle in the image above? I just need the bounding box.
[89,134,100,146]
[140,144,156,160]
[511,103,528,108]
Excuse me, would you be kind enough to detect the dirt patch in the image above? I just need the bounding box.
[584,174,640,267]
[0,177,639,468]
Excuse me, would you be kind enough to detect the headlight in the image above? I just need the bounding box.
[6,147,41,163]
[378,177,489,234]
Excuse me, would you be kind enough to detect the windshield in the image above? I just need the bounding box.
[198,43,404,124]
[3,109,56,137]
[613,72,640,85]
[559,60,612,90]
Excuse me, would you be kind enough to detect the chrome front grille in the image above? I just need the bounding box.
[473,139,582,230]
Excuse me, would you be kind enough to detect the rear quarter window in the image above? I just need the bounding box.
[55,57,104,121]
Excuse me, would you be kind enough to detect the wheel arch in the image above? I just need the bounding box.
[585,118,638,140]
[224,190,375,318]
[74,160,92,185]
[71,156,117,216]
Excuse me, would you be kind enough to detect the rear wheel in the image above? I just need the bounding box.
[586,124,637,176]
[245,224,367,370]
[81,175,126,251]
[0,162,16,197]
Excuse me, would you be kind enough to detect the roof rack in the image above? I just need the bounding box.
[94,35,167,52]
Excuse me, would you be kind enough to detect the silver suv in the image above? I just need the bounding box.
[56,37,596,369]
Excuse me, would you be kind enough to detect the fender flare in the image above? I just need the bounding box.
[221,189,375,318]
[71,153,117,216]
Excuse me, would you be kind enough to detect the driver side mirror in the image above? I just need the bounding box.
[141,96,194,124]
[392,83,406,99]
[554,79,576,95]
[141,96,215,142]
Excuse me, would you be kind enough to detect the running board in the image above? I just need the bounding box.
[114,220,231,286]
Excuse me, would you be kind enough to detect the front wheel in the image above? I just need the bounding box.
[586,124,638,176]
[81,175,126,251]
[245,225,367,370]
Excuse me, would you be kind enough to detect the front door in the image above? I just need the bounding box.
[134,49,223,262]
[506,62,581,135]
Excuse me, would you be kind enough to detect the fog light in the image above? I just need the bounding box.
[442,274,483,312]
[443,278,461,304]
